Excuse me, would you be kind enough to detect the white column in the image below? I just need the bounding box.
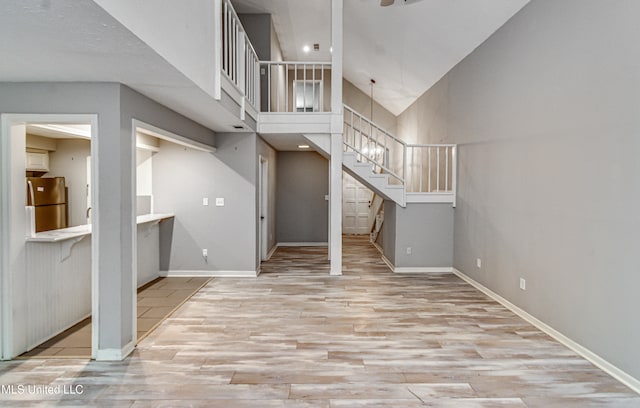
[330,0,343,275]
[330,133,342,275]
[328,162,332,261]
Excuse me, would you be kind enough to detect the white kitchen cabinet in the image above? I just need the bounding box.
[26,151,50,172]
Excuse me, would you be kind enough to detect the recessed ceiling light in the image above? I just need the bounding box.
[303,45,310,53]
[298,144,310,149]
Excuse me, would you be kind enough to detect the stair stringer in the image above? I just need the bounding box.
[302,135,406,207]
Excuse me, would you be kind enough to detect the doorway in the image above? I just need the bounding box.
[258,156,269,262]
[0,114,98,360]
[342,172,373,235]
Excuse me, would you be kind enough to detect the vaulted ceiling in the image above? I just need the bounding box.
[233,0,530,115]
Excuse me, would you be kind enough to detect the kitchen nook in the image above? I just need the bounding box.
[12,121,203,358]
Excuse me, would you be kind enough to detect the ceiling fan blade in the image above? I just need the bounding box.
[380,0,394,6]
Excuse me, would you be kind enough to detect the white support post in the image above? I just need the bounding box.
[327,162,332,261]
[329,0,343,276]
[330,133,342,275]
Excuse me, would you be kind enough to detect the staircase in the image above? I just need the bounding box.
[342,151,405,206]
[304,104,409,207]
[303,104,457,209]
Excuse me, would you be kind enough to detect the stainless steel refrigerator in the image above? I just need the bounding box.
[26,177,68,232]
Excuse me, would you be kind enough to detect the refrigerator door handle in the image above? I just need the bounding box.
[27,180,35,206]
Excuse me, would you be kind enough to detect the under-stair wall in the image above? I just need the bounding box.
[380,200,453,273]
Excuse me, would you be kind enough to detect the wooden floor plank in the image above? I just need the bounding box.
[1,236,638,406]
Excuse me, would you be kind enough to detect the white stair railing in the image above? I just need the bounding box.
[244,36,260,110]
[343,104,406,186]
[221,0,260,111]
[260,61,332,113]
[343,105,458,207]
[406,144,457,194]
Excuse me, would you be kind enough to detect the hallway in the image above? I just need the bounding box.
[0,236,637,406]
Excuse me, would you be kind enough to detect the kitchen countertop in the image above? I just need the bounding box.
[26,213,175,243]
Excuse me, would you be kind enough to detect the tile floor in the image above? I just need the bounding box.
[1,236,638,406]
[19,277,210,358]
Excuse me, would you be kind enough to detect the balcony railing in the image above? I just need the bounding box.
[406,144,457,195]
[221,0,260,112]
[344,105,457,205]
[261,61,332,113]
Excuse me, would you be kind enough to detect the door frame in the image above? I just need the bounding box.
[0,113,98,360]
[258,155,269,262]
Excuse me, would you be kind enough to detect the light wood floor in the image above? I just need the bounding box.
[17,277,210,359]
[0,236,638,406]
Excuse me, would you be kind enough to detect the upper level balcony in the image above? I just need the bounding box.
[217,0,336,135]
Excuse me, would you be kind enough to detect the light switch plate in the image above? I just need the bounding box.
[202,197,209,206]
[216,197,225,207]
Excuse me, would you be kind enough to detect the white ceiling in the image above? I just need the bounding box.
[233,0,529,116]
[233,0,332,62]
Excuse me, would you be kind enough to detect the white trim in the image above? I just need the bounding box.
[453,268,640,395]
[161,270,258,278]
[394,266,453,274]
[380,254,394,272]
[134,120,216,153]
[277,242,328,247]
[380,254,452,274]
[266,245,278,260]
[406,192,455,204]
[95,339,135,361]
[129,119,138,350]
[0,114,98,360]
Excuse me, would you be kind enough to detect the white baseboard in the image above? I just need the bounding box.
[372,241,383,255]
[95,339,135,361]
[266,245,278,260]
[381,254,453,274]
[277,242,328,247]
[453,268,640,395]
[395,266,453,273]
[160,270,258,278]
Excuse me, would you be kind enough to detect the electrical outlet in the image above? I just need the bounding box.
[202,249,208,257]
[216,197,225,207]
[520,278,526,291]
[202,197,209,206]
[476,258,482,268]
[406,247,412,255]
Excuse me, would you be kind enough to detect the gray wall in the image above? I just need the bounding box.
[239,13,273,113]
[381,200,396,265]
[276,151,328,243]
[47,138,91,227]
[0,82,218,356]
[153,133,257,272]
[344,79,397,136]
[0,82,126,355]
[396,0,640,379]
[381,201,453,269]
[238,14,272,61]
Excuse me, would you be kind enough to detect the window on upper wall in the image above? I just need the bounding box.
[294,80,322,112]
